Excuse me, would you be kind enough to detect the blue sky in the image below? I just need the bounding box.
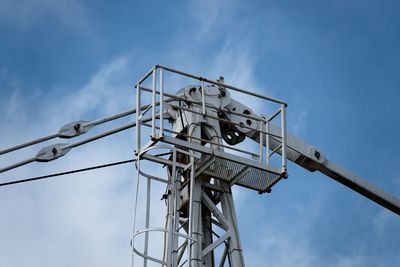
[1,0,400,266]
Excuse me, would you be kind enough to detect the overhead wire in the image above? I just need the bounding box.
[0,159,136,187]
[0,133,59,156]
[0,95,178,174]
[0,107,138,156]
[0,100,166,157]
[0,115,162,174]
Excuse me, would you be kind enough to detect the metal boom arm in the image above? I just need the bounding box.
[250,123,400,216]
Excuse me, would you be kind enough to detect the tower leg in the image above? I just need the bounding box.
[189,175,204,267]
[188,123,204,267]
[219,182,245,267]
[202,189,215,266]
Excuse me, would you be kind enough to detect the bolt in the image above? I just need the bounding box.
[189,87,196,94]
[243,109,251,115]
[74,123,81,131]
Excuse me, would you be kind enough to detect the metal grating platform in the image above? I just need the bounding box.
[196,154,283,193]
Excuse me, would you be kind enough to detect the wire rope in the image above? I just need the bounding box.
[0,159,136,187]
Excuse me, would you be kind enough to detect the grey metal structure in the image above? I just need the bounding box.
[130,65,400,267]
[1,65,400,266]
[131,66,289,267]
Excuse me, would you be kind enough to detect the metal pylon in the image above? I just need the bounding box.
[183,112,245,267]
[132,110,246,266]
[131,66,288,266]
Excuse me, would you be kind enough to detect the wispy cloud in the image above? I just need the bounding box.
[0,0,91,35]
[0,55,138,266]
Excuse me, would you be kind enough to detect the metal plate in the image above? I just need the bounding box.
[196,154,282,193]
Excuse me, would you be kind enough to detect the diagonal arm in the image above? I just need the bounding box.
[249,123,400,216]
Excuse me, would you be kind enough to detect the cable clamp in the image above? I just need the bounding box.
[58,120,93,138]
[35,143,71,162]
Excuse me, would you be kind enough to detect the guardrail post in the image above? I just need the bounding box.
[135,83,141,155]
[159,67,164,137]
[151,68,157,139]
[280,104,287,174]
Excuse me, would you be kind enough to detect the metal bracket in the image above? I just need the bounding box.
[307,146,326,164]
[35,144,71,162]
[58,120,94,138]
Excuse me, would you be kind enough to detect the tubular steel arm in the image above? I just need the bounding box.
[0,107,139,156]
[247,113,400,216]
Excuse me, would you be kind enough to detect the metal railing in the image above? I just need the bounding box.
[132,145,198,266]
[134,65,288,175]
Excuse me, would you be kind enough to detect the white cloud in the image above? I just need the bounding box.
[186,0,235,41]
[0,56,138,267]
[246,234,316,267]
